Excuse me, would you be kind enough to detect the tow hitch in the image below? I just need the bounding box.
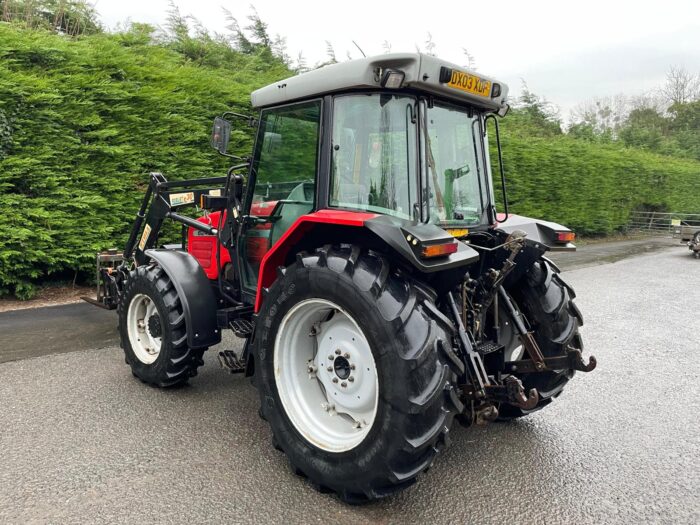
[449,282,596,425]
[505,347,597,374]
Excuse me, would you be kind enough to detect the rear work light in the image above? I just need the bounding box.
[421,241,458,258]
[555,231,575,243]
[380,69,405,89]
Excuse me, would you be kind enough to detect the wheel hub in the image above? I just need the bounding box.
[333,355,351,380]
[147,314,162,339]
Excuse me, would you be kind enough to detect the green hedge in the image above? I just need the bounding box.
[1,24,699,298]
[498,135,700,234]
[0,24,289,297]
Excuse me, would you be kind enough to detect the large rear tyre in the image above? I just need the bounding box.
[253,245,463,502]
[498,257,584,419]
[118,264,206,387]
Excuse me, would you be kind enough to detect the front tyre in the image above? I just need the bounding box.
[254,245,463,502]
[118,264,206,387]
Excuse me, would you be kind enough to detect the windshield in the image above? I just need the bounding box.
[423,103,488,226]
[330,94,417,219]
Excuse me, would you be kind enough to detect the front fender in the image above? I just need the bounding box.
[144,249,221,349]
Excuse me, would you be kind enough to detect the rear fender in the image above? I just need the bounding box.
[254,210,479,312]
[144,249,221,349]
[496,214,576,252]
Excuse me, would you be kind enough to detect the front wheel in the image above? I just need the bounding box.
[253,245,463,502]
[118,264,206,387]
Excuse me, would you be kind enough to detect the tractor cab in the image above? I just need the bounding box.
[211,54,513,298]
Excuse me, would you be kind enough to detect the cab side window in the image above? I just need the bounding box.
[253,101,321,207]
[241,101,321,292]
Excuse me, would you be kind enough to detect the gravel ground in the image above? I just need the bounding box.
[0,246,698,524]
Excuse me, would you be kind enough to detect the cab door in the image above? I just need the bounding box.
[238,100,322,298]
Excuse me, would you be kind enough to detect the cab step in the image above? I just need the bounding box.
[218,350,245,374]
[230,319,254,338]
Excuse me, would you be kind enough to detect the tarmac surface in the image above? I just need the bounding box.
[1,236,698,524]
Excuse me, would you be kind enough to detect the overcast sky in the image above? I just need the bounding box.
[95,0,700,119]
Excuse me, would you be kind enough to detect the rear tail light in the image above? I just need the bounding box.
[555,231,575,243]
[421,241,458,258]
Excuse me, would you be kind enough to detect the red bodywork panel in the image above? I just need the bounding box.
[187,201,278,279]
[187,208,377,311]
[187,211,231,279]
[254,210,377,312]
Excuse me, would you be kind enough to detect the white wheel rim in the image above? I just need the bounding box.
[274,299,379,453]
[127,293,163,365]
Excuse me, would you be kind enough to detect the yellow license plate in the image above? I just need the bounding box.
[446,228,469,238]
[447,70,491,97]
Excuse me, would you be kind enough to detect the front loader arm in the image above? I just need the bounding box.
[128,172,226,266]
[84,171,231,310]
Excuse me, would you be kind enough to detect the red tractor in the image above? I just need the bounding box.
[89,53,595,502]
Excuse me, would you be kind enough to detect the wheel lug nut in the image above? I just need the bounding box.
[343,353,350,359]
[328,355,333,360]
[327,366,333,372]
[332,377,338,383]
[350,364,355,370]
[341,382,347,388]
[348,376,354,382]
[335,349,341,355]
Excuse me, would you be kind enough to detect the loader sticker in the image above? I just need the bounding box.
[170,191,195,206]
[138,224,152,251]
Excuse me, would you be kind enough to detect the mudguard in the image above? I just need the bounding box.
[496,214,576,252]
[254,210,480,311]
[144,249,221,349]
[364,215,479,271]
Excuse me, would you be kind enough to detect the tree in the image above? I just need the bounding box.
[660,66,700,106]
[294,51,308,74]
[1,0,101,35]
[424,32,436,56]
[271,33,291,66]
[509,81,562,137]
[462,48,476,70]
[668,100,700,160]
[618,107,670,152]
[569,94,630,139]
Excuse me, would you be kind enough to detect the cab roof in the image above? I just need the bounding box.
[251,53,509,113]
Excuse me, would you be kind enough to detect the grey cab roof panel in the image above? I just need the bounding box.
[250,53,509,112]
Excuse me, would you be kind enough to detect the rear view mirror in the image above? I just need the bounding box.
[210,117,232,154]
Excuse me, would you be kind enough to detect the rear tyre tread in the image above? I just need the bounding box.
[498,258,583,420]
